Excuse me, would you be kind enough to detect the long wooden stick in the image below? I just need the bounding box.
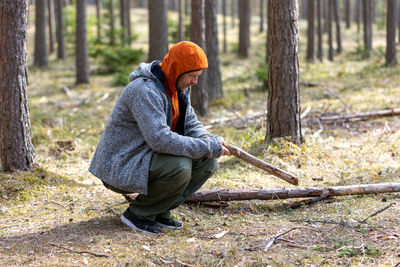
[225,143,299,186]
[185,183,400,202]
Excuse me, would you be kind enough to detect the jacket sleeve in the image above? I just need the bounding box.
[123,83,222,159]
[183,99,217,139]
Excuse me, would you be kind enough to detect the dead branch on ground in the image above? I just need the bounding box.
[185,183,400,203]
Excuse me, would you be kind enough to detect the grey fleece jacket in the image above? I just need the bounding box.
[89,62,222,194]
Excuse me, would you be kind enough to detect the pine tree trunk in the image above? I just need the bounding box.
[306,0,315,62]
[355,0,360,33]
[231,0,236,28]
[344,0,351,28]
[317,0,323,61]
[238,0,250,57]
[48,0,56,54]
[148,0,169,61]
[76,0,90,84]
[178,0,185,41]
[333,0,342,53]
[34,0,48,67]
[386,0,398,65]
[96,0,102,40]
[222,0,227,52]
[109,0,116,45]
[126,0,131,45]
[328,0,334,60]
[0,0,36,172]
[55,0,65,59]
[259,0,264,33]
[205,0,223,101]
[266,0,302,145]
[363,0,372,51]
[191,0,208,117]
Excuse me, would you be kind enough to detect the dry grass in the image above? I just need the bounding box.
[1,5,400,267]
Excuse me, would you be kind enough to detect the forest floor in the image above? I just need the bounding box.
[1,7,400,267]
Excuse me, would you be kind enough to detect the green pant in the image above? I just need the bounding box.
[106,153,218,221]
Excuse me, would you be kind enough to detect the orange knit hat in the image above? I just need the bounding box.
[160,41,208,131]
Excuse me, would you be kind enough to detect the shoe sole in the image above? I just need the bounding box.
[155,221,183,229]
[120,215,162,234]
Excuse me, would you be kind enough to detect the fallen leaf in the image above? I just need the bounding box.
[212,230,229,239]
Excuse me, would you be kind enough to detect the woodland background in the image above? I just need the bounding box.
[0,0,400,266]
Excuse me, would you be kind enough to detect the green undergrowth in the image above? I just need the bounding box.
[0,167,78,203]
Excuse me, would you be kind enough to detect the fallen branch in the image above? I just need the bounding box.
[225,144,299,186]
[46,242,109,258]
[319,108,400,122]
[288,188,330,209]
[185,183,400,203]
[264,227,300,252]
[359,203,396,223]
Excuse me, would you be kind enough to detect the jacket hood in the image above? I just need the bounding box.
[160,41,208,130]
[129,62,157,82]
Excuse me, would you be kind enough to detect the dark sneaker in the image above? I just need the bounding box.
[155,217,183,229]
[120,209,163,234]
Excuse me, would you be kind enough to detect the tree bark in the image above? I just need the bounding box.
[148,0,169,61]
[48,0,56,54]
[333,0,342,53]
[205,0,223,101]
[259,0,265,33]
[185,183,400,203]
[222,0,227,52]
[328,0,334,60]
[76,0,90,84]
[34,0,48,67]
[306,0,315,62]
[266,0,302,145]
[190,0,208,117]
[363,0,372,51]
[238,0,250,57]
[355,0,360,33]
[178,0,185,41]
[225,144,299,186]
[109,0,116,45]
[316,0,323,61]
[386,0,398,65]
[96,0,102,40]
[344,0,351,29]
[55,0,66,60]
[0,0,36,171]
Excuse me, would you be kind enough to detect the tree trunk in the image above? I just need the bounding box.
[238,0,250,57]
[34,0,48,67]
[259,0,264,33]
[205,0,223,101]
[178,0,185,41]
[333,0,342,53]
[48,0,56,54]
[191,0,208,117]
[96,0,102,40]
[222,0,227,52]
[76,0,90,84]
[266,0,302,145]
[126,0,132,45]
[148,0,169,61]
[363,0,372,51]
[317,0,323,61]
[344,0,351,28]
[185,183,400,202]
[386,0,397,65]
[306,0,315,62]
[231,0,236,28]
[328,0,334,60]
[109,0,116,45]
[0,0,36,171]
[55,0,65,59]
[355,0,360,33]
